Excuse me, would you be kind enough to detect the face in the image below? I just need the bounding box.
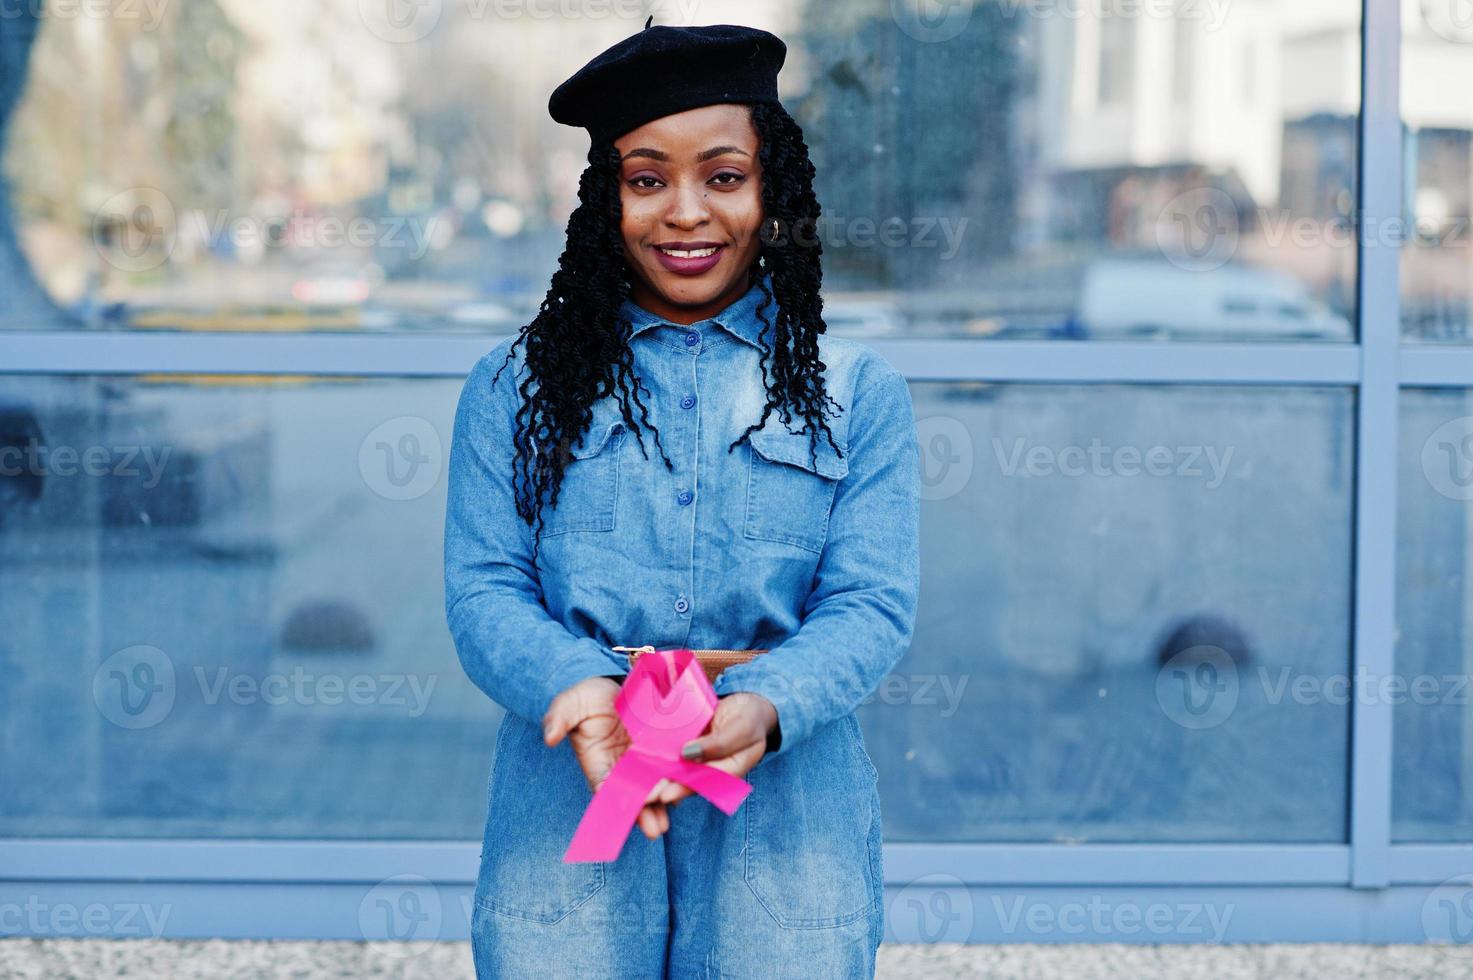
[615,103,764,325]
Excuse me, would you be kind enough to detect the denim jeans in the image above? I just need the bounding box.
[445,274,920,976]
[470,709,884,978]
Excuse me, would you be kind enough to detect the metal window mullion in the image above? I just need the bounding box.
[0,332,1363,384]
[1400,346,1473,386]
[1349,0,1403,889]
[0,838,1350,886]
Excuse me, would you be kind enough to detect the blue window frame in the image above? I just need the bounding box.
[5,0,1473,944]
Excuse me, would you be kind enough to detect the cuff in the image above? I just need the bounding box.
[711,664,811,761]
[538,641,633,721]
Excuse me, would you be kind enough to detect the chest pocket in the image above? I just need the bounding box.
[744,428,849,554]
[542,419,626,536]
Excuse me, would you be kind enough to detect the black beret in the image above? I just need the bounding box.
[549,23,787,145]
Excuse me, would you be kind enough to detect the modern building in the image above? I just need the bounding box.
[2,0,1471,945]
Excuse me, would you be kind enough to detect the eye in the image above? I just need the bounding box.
[709,171,746,186]
[627,175,664,190]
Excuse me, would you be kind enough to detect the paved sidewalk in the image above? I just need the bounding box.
[1,940,1471,978]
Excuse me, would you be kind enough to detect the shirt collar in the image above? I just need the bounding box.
[617,272,775,353]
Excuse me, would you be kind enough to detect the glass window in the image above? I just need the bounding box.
[0,374,496,838]
[1097,17,1135,105]
[1394,388,1473,841]
[0,374,1360,843]
[0,1,1359,341]
[1401,0,1473,343]
[866,381,1355,842]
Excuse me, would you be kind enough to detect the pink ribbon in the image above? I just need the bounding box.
[563,647,753,863]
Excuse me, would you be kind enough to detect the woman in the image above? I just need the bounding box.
[443,22,920,979]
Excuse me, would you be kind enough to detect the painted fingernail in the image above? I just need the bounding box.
[681,741,703,761]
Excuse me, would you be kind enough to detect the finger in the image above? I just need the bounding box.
[666,740,762,804]
[539,707,565,745]
[681,723,760,763]
[638,802,668,840]
[656,802,669,836]
[638,805,658,839]
[661,781,693,805]
[542,702,575,747]
[644,778,671,806]
[700,745,766,784]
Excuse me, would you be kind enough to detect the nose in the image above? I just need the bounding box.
[662,179,710,230]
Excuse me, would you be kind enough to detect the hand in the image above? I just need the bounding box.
[657,692,778,806]
[542,675,671,841]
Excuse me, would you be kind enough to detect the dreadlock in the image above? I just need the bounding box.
[491,101,844,563]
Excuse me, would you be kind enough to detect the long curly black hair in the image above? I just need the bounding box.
[492,102,844,562]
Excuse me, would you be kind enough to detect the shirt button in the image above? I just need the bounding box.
[680,394,696,410]
[677,489,693,506]
[674,596,690,614]
[684,331,699,347]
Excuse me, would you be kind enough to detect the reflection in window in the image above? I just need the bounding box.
[1097,17,1135,106]
[0,0,1361,341]
[1171,13,1195,106]
[0,374,497,838]
[1395,389,1473,840]
[870,382,1354,842]
[1401,0,1473,343]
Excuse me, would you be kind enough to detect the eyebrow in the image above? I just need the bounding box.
[620,145,752,163]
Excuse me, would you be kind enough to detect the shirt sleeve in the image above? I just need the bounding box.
[712,354,921,761]
[443,344,631,726]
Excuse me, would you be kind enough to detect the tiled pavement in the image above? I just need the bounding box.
[1,940,1471,979]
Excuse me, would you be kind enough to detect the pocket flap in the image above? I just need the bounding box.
[567,419,627,460]
[749,429,849,481]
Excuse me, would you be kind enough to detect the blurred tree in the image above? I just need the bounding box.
[795,0,1020,291]
[160,0,241,212]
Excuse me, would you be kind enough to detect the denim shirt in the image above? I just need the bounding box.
[443,276,920,762]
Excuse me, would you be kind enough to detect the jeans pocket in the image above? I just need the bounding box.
[742,717,877,929]
[473,714,605,924]
[744,428,848,554]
